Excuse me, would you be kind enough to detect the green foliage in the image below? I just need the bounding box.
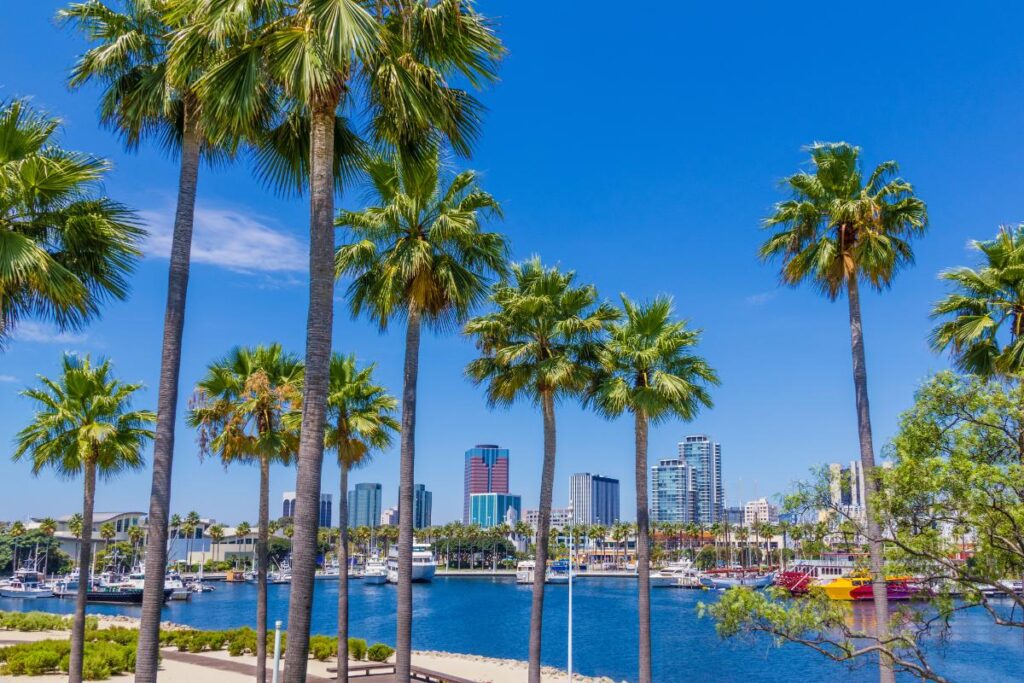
[366,643,394,662]
[0,610,98,632]
[0,637,135,679]
[348,637,367,661]
[309,635,336,661]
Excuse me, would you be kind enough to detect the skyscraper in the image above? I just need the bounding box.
[679,435,723,524]
[319,494,332,528]
[651,458,695,523]
[828,461,866,523]
[569,473,620,525]
[463,444,509,523]
[470,493,522,528]
[349,483,382,528]
[413,484,432,529]
[282,491,296,518]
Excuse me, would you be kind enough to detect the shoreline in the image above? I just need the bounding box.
[1,614,620,683]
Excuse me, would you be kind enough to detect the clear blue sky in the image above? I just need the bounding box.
[2,1,1023,526]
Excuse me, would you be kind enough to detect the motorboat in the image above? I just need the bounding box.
[516,560,537,584]
[652,559,696,588]
[363,558,388,585]
[0,568,52,599]
[822,574,924,601]
[700,569,775,590]
[123,568,191,601]
[546,560,570,584]
[387,543,437,583]
[774,554,862,595]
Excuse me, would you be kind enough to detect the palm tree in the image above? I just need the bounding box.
[339,149,506,679]
[234,521,252,570]
[207,524,225,564]
[58,4,254,675]
[9,522,26,572]
[13,355,154,683]
[465,258,617,682]
[127,524,145,567]
[589,296,716,683]
[321,354,398,681]
[761,142,927,683]
[0,99,142,347]
[100,522,116,553]
[930,225,1024,378]
[179,517,196,569]
[188,344,303,683]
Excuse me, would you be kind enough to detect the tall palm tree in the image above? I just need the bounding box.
[58,4,252,675]
[465,258,617,682]
[931,225,1024,378]
[339,149,507,679]
[39,518,58,578]
[127,524,145,567]
[760,142,927,683]
[100,522,117,553]
[0,99,142,347]
[187,344,303,683]
[321,354,398,681]
[588,294,717,683]
[9,522,26,572]
[207,524,225,564]
[234,521,252,570]
[13,355,154,683]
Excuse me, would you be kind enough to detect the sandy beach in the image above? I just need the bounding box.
[0,616,619,682]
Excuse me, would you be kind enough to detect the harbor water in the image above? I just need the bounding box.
[3,576,1022,682]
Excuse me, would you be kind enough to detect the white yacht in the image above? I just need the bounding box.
[124,568,191,601]
[386,543,437,583]
[515,560,537,584]
[652,559,696,588]
[0,568,52,599]
[363,558,388,585]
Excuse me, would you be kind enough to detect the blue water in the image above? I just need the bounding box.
[4,577,1023,682]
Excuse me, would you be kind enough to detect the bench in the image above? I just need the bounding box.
[326,661,397,677]
[410,666,478,683]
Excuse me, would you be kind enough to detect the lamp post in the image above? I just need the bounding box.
[567,504,574,682]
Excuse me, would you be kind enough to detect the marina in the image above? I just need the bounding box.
[2,576,1022,682]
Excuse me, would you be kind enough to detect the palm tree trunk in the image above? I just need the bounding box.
[396,305,423,682]
[283,101,337,683]
[634,411,653,683]
[69,459,96,683]
[337,464,350,682]
[847,276,894,683]
[257,457,270,683]
[528,391,557,683]
[136,98,202,683]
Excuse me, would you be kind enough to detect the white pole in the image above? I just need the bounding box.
[272,620,283,683]
[568,525,573,682]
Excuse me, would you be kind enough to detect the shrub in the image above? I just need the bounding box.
[81,654,112,680]
[309,635,336,661]
[366,643,394,662]
[0,610,87,632]
[347,638,367,661]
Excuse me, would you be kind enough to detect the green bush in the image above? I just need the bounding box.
[366,643,394,662]
[0,610,97,632]
[309,635,336,661]
[0,638,131,679]
[81,654,112,680]
[347,637,367,661]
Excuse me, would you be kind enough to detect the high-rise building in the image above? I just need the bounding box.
[569,473,620,525]
[651,458,695,523]
[282,491,296,518]
[413,484,432,529]
[828,461,866,522]
[524,508,572,531]
[380,507,398,526]
[319,494,332,528]
[349,483,382,528]
[470,493,522,529]
[463,444,509,523]
[743,498,779,527]
[679,435,723,524]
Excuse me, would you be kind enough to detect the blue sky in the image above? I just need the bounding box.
[2,1,1023,526]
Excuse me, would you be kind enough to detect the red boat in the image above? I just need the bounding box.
[849,579,921,601]
[774,570,816,595]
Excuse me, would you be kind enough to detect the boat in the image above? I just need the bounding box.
[363,558,388,585]
[224,568,247,582]
[0,568,52,599]
[267,571,292,585]
[124,568,191,601]
[652,559,696,588]
[822,574,924,601]
[515,560,537,584]
[52,577,173,603]
[774,554,862,595]
[700,569,775,590]
[315,566,341,580]
[386,543,437,583]
[546,560,570,584]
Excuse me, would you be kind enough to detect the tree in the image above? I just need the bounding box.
[100,522,116,554]
[39,518,58,577]
[465,258,617,682]
[234,521,252,570]
[9,522,25,571]
[188,344,302,683]
[13,355,154,683]
[58,3,253,676]
[127,524,145,567]
[0,99,142,347]
[207,524,225,563]
[339,148,506,679]
[930,224,1024,378]
[760,142,927,683]
[321,354,398,681]
[587,295,717,683]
